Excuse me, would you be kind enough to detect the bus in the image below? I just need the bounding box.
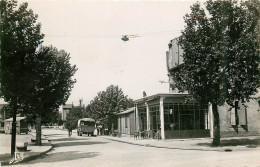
[77,118,96,136]
[4,117,29,134]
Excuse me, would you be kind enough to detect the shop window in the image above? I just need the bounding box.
[125,116,128,128]
[173,105,179,123]
[139,110,147,131]
[172,103,208,130]
[231,101,247,125]
[238,102,246,125]
[180,115,194,130]
[204,111,209,129]
[164,103,169,110]
[230,108,236,125]
[165,124,170,130]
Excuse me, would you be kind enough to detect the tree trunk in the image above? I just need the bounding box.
[212,103,220,146]
[36,115,42,145]
[11,101,18,158]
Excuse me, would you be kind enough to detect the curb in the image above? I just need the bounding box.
[1,142,53,166]
[99,136,234,152]
[20,143,53,164]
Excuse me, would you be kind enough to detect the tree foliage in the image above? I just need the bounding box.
[86,85,133,131]
[24,46,77,113]
[0,0,44,105]
[66,107,86,130]
[170,0,260,146]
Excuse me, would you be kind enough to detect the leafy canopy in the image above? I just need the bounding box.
[24,46,77,114]
[171,0,260,106]
[86,85,133,129]
[66,107,86,130]
[0,0,44,105]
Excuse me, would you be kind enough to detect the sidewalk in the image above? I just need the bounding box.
[99,135,260,152]
[0,132,52,166]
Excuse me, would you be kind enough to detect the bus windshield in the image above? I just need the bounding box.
[81,121,95,126]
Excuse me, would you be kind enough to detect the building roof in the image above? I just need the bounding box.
[78,118,95,122]
[117,107,135,115]
[0,103,6,110]
[5,117,26,122]
[134,93,189,104]
[63,104,73,109]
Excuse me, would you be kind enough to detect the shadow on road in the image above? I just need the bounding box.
[52,141,108,148]
[23,151,100,164]
[49,137,91,142]
[0,153,11,162]
[197,138,260,147]
[44,134,66,136]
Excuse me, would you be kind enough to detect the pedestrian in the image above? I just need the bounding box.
[69,126,72,137]
[66,122,72,137]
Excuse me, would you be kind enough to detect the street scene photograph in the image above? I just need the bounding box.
[0,0,260,166]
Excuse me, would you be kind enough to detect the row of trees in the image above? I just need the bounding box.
[0,0,77,156]
[171,0,260,146]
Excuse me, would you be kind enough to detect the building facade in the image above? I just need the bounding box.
[134,93,210,139]
[216,92,260,137]
[117,107,135,136]
[166,38,184,93]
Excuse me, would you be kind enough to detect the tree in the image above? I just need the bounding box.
[57,112,64,126]
[86,85,133,132]
[0,0,44,156]
[24,46,77,145]
[170,0,260,146]
[42,110,62,126]
[65,107,86,131]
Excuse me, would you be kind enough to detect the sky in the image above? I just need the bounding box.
[15,0,198,106]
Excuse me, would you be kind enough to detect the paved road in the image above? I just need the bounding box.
[11,129,260,167]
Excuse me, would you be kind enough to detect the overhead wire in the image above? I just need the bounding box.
[45,30,182,39]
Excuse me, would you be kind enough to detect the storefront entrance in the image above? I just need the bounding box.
[134,94,211,139]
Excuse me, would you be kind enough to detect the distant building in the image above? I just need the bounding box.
[60,102,85,121]
[0,103,7,133]
[60,104,73,121]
